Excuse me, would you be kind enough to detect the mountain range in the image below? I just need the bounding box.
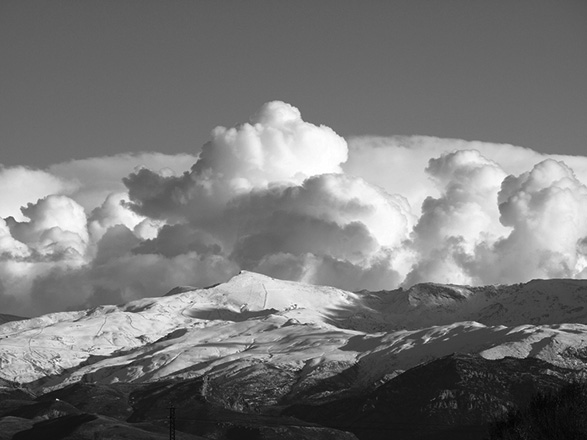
[1,271,586,439]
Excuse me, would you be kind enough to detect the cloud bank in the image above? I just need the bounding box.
[1,101,586,315]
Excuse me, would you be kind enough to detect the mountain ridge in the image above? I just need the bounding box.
[2,271,587,439]
[1,271,587,391]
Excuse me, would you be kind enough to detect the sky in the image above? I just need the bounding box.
[1,0,586,167]
[1,1,587,316]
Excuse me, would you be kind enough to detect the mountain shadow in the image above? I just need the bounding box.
[285,353,582,440]
[488,381,587,440]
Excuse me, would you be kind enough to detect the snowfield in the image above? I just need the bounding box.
[1,271,587,394]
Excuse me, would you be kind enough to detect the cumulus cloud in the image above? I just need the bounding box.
[403,155,587,286]
[48,152,198,212]
[6,195,89,260]
[123,102,410,295]
[0,166,76,220]
[0,152,197,314]
[124,101,348,221]
[1,101,587,316]
[27,247,238,315]
[344,135,587,215]
[223,173,412,290]
[405,150,508,286]
[488,159,587,282]
[0,219,30,259]
[88,192,150,243]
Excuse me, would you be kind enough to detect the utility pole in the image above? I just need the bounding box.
[169,405,176,440]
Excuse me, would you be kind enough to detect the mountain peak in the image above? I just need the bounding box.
[225,269,278,286]
[191,270,355,317]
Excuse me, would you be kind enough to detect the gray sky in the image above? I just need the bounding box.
[1,0,586,168]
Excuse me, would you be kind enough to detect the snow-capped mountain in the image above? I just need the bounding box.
[351,278,587,331]
[2,271,587,439]
[1,271,587,390]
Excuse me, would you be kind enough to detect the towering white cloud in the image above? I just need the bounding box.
[488,159,587,282]
[0,154,197,315]
[405,150,508,286]
[1,101,586,316]
[6,195,89,260]
[223,173,412,291]
[200,101,348,188]
[344,135,587,215]
[0,166,76,220]
[124,101,348,221]
[124,101,410,293]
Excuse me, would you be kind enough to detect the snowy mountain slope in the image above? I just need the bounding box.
[33,318,587,400]
[344,278,587,332]
[0,271,361,385]
[1,271,587,400]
